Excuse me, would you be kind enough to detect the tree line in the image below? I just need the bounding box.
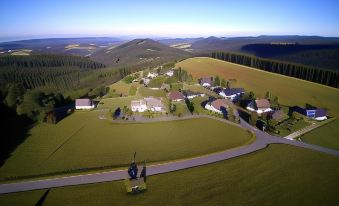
[0,54,105,69]
[211,51,339,88]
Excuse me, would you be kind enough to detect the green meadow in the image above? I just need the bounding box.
[177,57,339,148]
[1,144,338,206]
[0,111,252,179]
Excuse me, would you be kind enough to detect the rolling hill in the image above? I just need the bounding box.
[91,38,192,67]
[0,37,123,57]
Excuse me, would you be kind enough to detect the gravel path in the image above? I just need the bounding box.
[0,116,338,194]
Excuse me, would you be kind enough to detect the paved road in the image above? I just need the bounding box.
[1,116,338,194]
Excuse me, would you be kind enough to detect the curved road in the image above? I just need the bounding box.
[0,116,338,194]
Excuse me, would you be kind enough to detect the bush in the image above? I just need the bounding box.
[123,75,134,84]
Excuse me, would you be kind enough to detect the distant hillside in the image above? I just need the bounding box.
[190,35,339,53]
[0,37,123,57]
[91,38,192,67]
[241,44,339,71]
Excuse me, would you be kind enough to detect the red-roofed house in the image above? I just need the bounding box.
[168,91,185,102]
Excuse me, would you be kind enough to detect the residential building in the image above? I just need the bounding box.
[291,106,327,121]
[131,99,147,112]
[131,97,164,112]
[246,99,273,114]
[144,97,164,112]
[205,99,232,114]
[183,90,205,99]
[168,91,185,101]
[219,88,245,100]
[165,70,174,77]
[147,72,158,79]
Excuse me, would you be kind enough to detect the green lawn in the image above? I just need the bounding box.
[170,83,183,91]
[0,112,252,179]
[2,144,338,206]
[274,118,311,137]
[139,86,166,97]
[128,85,137,96]
[183,84,219,98]
[300,119,339,150]
[108,80,140,96]
[173,102,189,116]
[148,76,166,88]
[98,96,139,110]
[177,57,339,148]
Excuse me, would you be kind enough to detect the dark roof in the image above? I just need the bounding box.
[213,87,223,94]
[75,99,92,106]
[315,108,326,117]
[222,88,245,96]
[183,90,201,96]
[168,91,185,100]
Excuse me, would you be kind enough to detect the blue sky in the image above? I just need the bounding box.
[0,0,338,41]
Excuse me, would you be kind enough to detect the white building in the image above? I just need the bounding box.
[165,70,174,77]
[75,99,95,110]
[131,97,164,112]
[205,99,231,114]
[147,72,158,79]
[131,99,147,112]
[219,88,245,100]
[144,97,164,112]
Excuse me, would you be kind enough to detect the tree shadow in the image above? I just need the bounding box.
[35,189,51,206]
[0,102,33,167]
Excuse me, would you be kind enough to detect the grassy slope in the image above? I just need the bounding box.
[0,112,252,179]
[177,57,339,148]
[301,119,339,150]
[1,144,338,206]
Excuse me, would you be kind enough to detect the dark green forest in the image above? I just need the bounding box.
[211,51,339,88]
[0,55,135,165]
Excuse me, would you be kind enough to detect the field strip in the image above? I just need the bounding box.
[41,124,86,164]
[0,117,338,194]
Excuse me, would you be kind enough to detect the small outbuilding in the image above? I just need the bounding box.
[290,106,327,121]
[199,77,213,87]
[75,99,95,110]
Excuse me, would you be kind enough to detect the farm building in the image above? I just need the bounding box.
[219,88,245,100]
[131,97,164,112]
[290,106,327,121]
[183,90,205,99]
[168,91,185,101]
[131,99,147,112]
[75,99,95,110]
[144,97,164,112]
[199,77,213,87]
[246,99,273,114]
[205,99,232,114]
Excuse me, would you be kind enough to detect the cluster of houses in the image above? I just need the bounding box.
[197,76,327,121]
[73,72,328,122]
[140,69,174,88]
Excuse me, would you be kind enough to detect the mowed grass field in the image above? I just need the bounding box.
[177,57,339,148]
[0,111,253,179]
[1,144,338,206]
